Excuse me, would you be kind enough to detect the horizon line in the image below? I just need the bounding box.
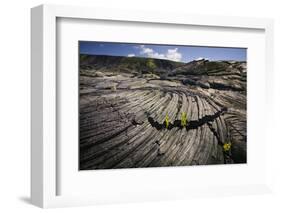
[80,53,247,63]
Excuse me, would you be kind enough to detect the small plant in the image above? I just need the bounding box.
[146,58,156,72]
[165,114,169,128]
[223,142,231,152]
[181,112,187,127]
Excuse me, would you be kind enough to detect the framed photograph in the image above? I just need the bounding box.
[31,4,274,208]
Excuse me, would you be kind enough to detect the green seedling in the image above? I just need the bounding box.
[181,112,187,127]
[165,114,169,128]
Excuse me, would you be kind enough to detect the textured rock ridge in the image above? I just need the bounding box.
[79,55,247,170]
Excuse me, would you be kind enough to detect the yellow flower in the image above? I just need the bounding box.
[223,142,231,152]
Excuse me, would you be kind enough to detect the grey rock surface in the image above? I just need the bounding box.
[79,55,247,170]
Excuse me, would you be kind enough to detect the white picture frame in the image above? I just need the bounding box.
[31,4,274,208]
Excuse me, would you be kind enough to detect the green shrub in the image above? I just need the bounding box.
[146,59,156,72]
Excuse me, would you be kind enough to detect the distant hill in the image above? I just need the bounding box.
[80,54,246,77]
[80,54,246,92]
[80,54,184,75]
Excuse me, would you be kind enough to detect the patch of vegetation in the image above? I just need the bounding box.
[223,142,231,152]
[146,59,157,72]
[181,112,187,127]
[165,114,169,128]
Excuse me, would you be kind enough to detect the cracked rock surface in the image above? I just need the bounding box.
[79,55,247,170]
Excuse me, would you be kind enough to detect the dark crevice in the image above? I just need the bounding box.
[209,82,244,92]
[207,121,223,146]
[207,119,233,164]
[147,107,227,131]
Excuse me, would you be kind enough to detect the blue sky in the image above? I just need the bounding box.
[79,41,246,63]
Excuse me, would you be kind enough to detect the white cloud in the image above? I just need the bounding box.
[128,53,135,57]
[140,46,154,55]
[147,52,166,60]
[166,48,182,62]
[139,45,182,62]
